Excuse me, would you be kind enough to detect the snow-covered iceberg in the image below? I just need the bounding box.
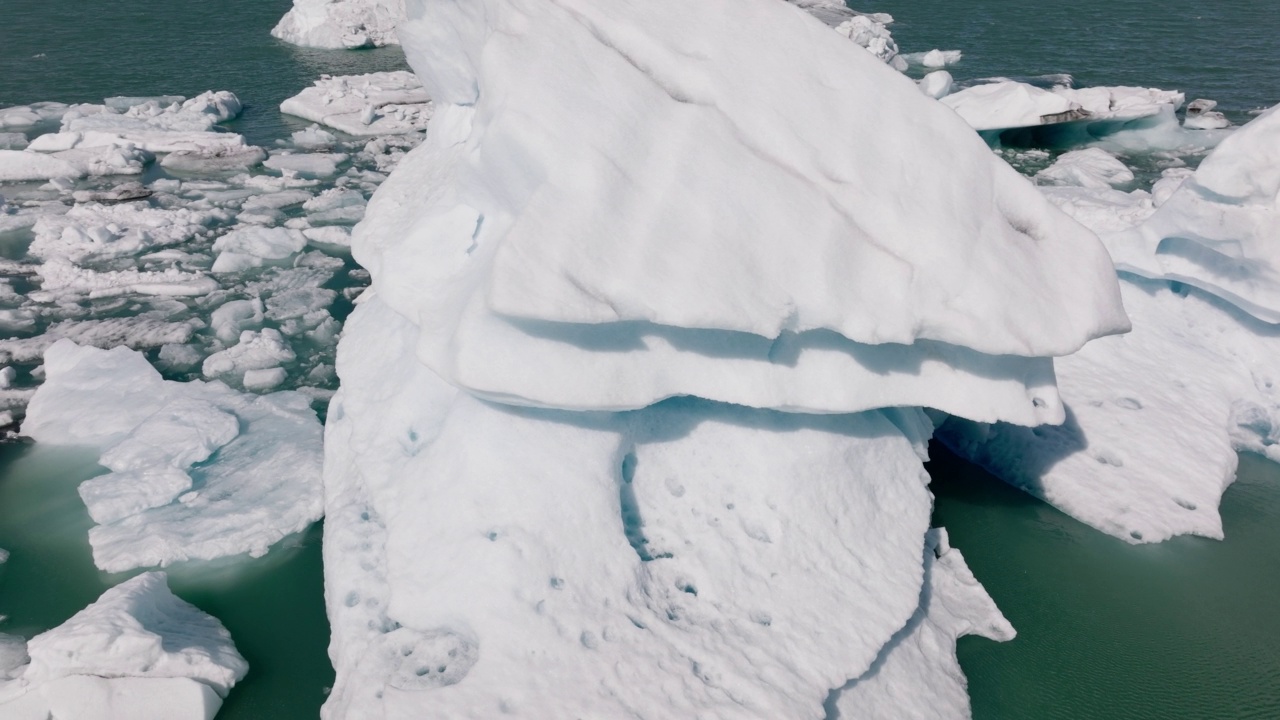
[321,0,1132,717]
[272,0,404,49]
[23,340,323,572]
[0,572,247,719]
[941,81,1184,132]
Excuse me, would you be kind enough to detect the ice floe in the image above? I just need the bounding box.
[280,72,432,137]
[23,341,322,571]
[942,81,1185,132]
[0,572,247,719]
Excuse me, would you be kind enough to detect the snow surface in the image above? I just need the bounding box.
[23,341,323,571]
[324,295,1011,718]
[367,0,1127,426]
[0,572,246,719]
[1106,104,1280,323]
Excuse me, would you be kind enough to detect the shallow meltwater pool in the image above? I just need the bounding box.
[0,442,334,720]
[929,445,1280,719]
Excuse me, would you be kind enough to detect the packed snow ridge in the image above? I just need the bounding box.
[0,572,247,720]
[319,0,1140,717]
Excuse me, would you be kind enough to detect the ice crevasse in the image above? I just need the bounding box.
[324,0,1126,718]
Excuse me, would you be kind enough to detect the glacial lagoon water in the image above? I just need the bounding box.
[0,0,1278,718]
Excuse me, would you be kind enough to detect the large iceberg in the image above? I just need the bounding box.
[323,0,1128,717]
[23,340,323,572]
[0,572,247,720]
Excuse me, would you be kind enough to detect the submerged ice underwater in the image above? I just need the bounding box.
[1,0,1279,718]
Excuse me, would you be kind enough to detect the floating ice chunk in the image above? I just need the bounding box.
[242,189,313,210]
[201,328,296,380]
[262,152,347,179]
[943,81,1184,132]
[1035,147,1136,189]
[302,187,365,214]
[24,341,322,570]
[918,70,953,99]
[243,367,287,391]
[941,82,1078,131]
[0,633,23,681]
[0,547,8,564]
[323,297,945,718]
[1107,104,1280,322]
[901,49,963,67]
[104,95,186,112]
[14,572,247,699]
[0,145,149,181]
[1184,98,1230,130]
[30,201,222,263]
[271,0,404,48]
[71,181,153,204]
[0,317,203,364]
[0,367,15,389]
[302,224,351,248]
[79,467,197,525]
[211,226,307,272]
[157,343,204,372]
[33,258,218,301]
[210,298,265,343]
[831,529,1015,719]
[160,145,267,173]
[264,287,337,322]
[0,101,105,131]
[290,124,339,150]
[279,72,433,136]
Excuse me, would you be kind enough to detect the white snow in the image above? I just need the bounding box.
[1106,104,1280,323]
[23,341,322,571]
[324,296,980,718]
[280,72,433,136]
[362,0,1127,427]
[271,0,404,49]
[0,572,246,719]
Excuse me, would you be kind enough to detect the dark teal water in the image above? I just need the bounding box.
[0,0,409,146]
[858,0,1280,119]
[930,446,1280,720]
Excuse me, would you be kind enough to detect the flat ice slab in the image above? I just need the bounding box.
[280,72,432,137]
[23,340,323,572]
